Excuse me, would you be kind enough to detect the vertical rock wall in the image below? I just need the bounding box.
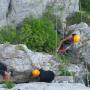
[0,0,79,27]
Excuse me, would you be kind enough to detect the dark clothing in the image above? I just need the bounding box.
[0,63,7,76]
[39,69,55,83]
[58,39,73,53]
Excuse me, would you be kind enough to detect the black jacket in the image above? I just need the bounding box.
[39,69,55,83]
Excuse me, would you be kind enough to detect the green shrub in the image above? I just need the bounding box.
[19,17,60,53]
[0,17,60,53]
[0,26,17,44]
[59,66,72,76]
[80,0,90,13]
[3,81,15,89]
[0,16,60,53]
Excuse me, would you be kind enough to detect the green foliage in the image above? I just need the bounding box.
[18,21,32,44]
[80,0,90,13]
[55,53,73,76]
[0,3,61,53]
[0,26,17,44]
[55,53,71,65]
[55,53,74,76]
[59,66,72,76]
[3,81,15,89]
[19,17,59,53]
[0,16,60,53]
[66,12,90,25]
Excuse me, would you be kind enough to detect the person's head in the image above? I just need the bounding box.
[31,69,40,77]
[72,34,80,44]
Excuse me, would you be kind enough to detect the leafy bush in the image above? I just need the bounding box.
[0,26,17,44]
[19,17,60,53]
[80,0,90,13]
[0,17,60,53]
[59,66,72,76]
[3,81,15,89]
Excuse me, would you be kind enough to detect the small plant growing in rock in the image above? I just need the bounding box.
[60,69,72,76]
[59,66,72,76]
[3,80,15,89]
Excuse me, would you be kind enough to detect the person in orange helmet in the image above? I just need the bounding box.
[0,63,11,81]
[57,32,81,53]
[31,69,55,83]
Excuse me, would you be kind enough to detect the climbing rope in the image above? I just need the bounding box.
[55,1,68,77]
[80,1,83,23]
[55,12,58,60]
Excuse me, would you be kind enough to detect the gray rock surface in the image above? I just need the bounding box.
[68,23,90,60]
[0,0,79,27]
[0,83,90,90]
[0,44,86,84]
[67,64,87,83]
[67,22,90,71]
[0,44,60,83]
[0,0,10,26]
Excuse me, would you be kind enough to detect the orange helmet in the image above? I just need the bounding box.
[73,35,80,43]
[32,69,40,77]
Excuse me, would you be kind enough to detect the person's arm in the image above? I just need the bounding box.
[63,35,72,41]
[56,35,72,51]
[3,71,11,81]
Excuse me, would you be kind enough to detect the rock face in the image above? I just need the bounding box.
[0,44,86,84]
[0,0,79,27]
[67,22,90,70]
[0,44,60,83]
[0,83,90,90]
[0,0,10,26]
[67,64,87,83]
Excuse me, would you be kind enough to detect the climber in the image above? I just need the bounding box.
[57,32,81,53]
[0,63,11,81]
[31,69,55,83]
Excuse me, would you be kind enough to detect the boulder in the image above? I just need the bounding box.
[0,0,10,26]
[67,64,87,83]
[67,22,90,70]
[0,44,60,83]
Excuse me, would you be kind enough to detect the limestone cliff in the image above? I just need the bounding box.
[0,0,79,27]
